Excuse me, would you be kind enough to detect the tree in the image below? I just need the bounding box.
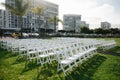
[2,0,30,37]
[31,6,45,34]
[89,29,94,34]
[94,28,111,35]
[110,28,120,34]
[94,28,104,34]
[80,27,90,34]
[48,16,63,33]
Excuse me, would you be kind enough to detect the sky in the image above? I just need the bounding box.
[0,0,120,29]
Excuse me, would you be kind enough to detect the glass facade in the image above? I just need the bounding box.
[4,0,58,31]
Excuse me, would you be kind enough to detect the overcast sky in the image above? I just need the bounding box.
[0,0,120,29]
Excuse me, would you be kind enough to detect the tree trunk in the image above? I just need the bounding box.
[38,16,41,35]
[54,22,56,33]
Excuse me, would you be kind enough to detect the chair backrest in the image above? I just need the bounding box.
[56,46,67,62]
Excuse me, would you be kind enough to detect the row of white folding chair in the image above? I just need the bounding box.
[56,46,76,75]
[5,40,24,53]
[18,38,81,49]
[26,44,59,64]
[18,43,41,59]
[18,43,57,64]
[18,41,56,57]
[71,42,97,60]
[0,39,4,48]
[10,40,20,53]
[19,44,42,60]
[56,42,97,76]
[25,42,78,65]
[0,38,96,50]
[0,40,8,49]
[0,38,71,51]
[0,39,12,49]
[91,39,102,48]
[36,47,57,65]
[81,39,105,48]
[81,43,97,57]
[0,38,96,49]
[0,39,17,51]
[27,39,96,61]
[100,40,116,50]
[56,44,84,76]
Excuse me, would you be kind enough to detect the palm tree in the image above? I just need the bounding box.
[31,6,45,34]
[2,0,30,37]
[48,16,63,33]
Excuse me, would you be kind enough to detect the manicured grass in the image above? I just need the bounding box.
[0,38,120,80]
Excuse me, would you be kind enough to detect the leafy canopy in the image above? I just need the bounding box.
[48,16,63,25]
[31,6,45,16]
[2,0,30,16]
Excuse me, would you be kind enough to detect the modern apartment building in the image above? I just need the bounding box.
[0,9,5,29]
[63,14,89,33]
[63,14,81,33]
[101,21,111,30]
[3,0,58,31]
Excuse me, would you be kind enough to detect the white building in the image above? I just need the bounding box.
[28,0,59,30]
[0,9,5,29]
[63,14,81,33]
[3,0,58,32]
[101,21,111,30]
[63,14,89,33]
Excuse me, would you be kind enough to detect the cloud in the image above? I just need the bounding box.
[0,0,5,10]
[47,0,120,29]
[82,3,120,28]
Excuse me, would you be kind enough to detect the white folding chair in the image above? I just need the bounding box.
[56,46,75,76]
[18,44,27,57]
[36,48,51,65]
[26,45,37,60]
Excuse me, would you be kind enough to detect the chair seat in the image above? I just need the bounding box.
[72,53,84,58]
[60,59,72,64]
[19,48,26,51]
[37,49,42,52]
[83,50,90,54]
[88,48,96,52]
[12,47,18,49]
[38,54,49,58]
[28,51,37,54]
[67,57,77,60]
[49,52,56,55]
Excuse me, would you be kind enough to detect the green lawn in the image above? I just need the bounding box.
[0,38,120,80]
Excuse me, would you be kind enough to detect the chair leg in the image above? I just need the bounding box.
[61,65,66,76]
